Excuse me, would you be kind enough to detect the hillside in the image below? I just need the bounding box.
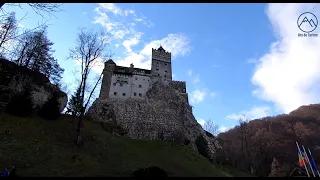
[218,104,320,177]
[0,112,252,177]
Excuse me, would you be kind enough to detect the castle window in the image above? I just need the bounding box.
[164,75,167,78]
[139,93,142,97]
[113,83,116,86]
[134,92,137,96]
[158,74,160,76]
[114,92,117,96]
[157,62,159,64]
[120,84,123,87]
[165,63,167,66]
[165,70,167,73]
[139,85,142,88]
[123,93,126,96]
[156,69,159,71]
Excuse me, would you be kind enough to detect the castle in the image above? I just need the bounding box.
[99,46,188,102]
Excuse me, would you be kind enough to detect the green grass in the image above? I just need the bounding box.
[0,112,252,177]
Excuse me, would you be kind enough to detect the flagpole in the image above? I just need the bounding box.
[308,148,320,177]
[302,145,316,177]
[296,142,310,177]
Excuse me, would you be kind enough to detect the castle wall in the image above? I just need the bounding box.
[109,73,150,99]
[169,81,188,103]
[169,81,187,93]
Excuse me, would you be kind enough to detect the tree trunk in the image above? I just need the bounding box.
[75,114,84,147]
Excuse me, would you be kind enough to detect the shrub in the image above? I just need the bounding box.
[38,92,61,120]
[6,88,34,117]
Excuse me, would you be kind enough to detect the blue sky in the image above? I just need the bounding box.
[4,3,320,132]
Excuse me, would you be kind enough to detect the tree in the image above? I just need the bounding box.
[203,119,220,136]
[0,3,62,58]
[238,116,249,157]
[66,86,83,118]
[11,26,64,84]
[0,12,17,50]
[0,3,62,18]
[69,28,112,146]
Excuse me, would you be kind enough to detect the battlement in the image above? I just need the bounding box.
[152,47,171,63]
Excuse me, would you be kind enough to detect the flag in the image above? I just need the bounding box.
[296,142,310,177]
[298,149,308,167]
[308,148,320,177]
[302,145,316,177]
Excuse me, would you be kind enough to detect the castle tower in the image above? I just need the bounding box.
[150,46,172,83]
[99,59,116,99]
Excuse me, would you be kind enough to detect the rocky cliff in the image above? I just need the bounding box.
[86,80,222,162]
[0,58,67,112]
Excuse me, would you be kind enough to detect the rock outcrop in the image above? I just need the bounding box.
[86,80,222,162]
[0,58,67,112]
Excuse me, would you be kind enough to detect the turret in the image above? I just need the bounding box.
[99,59,116,99]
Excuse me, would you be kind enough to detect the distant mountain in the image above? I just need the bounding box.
[218,103,320,177]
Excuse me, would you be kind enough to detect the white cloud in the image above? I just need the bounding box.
[74,57,105,75]
[93,3,150,41]
[226,106,271,121]
[251,3,320,113]
[115,33,191,69]
[93,4,190,70]
[139,33,191,58]
[190,89,206,104]
[96,3,123,16]
[218,125,231,133]
[197,118,231,133]
[197,118,206,126]
[188,70,193,76]
[122,32,142,53]
[115,44,120,48]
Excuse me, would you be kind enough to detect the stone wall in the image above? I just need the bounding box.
[87,80,222,162]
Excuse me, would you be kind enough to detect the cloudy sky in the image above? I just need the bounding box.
[4,3,320,133]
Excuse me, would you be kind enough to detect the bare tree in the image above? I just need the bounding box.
[203,119,220,136]
[69,28,112,147]
[0,3,62,18]
[237,115,250,159]
[0,12,17,49]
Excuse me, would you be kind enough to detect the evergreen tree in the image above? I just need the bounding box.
[67,86,83,117]
[13,26,64,84]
